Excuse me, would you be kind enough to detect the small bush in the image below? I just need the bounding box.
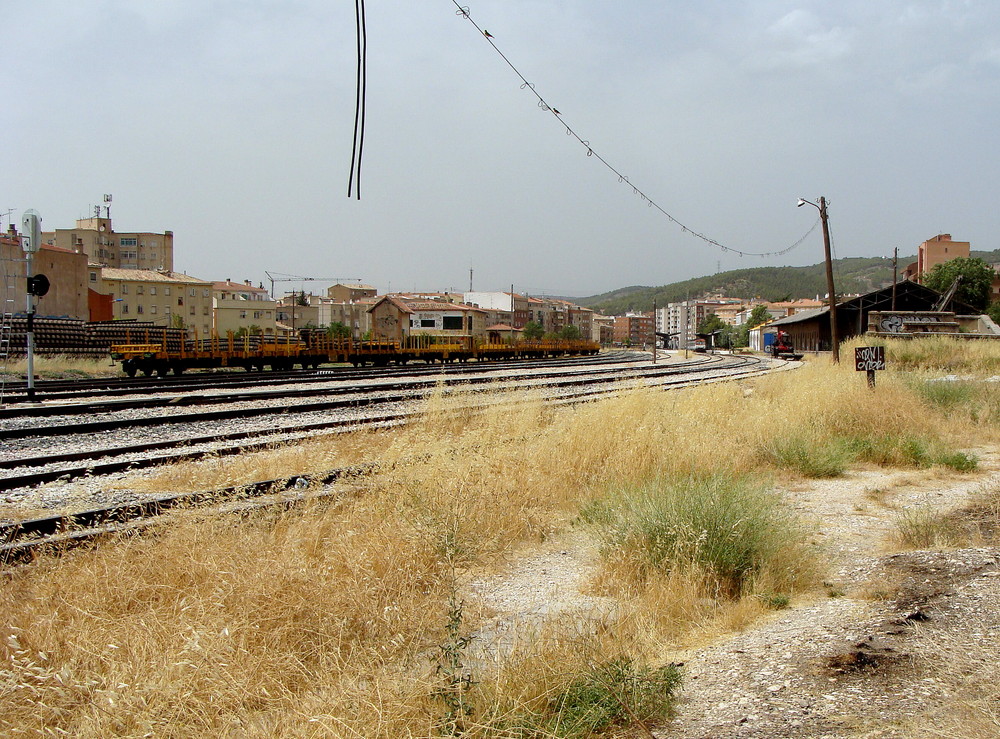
[767,437,849,478]
[583,476,806,597]
[934,450,978,472]
[515,658,681,738]
[757,592,790,609]
[894,507,961,549]
[914,379,976,410]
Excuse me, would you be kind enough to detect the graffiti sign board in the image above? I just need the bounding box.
[855,346,886,372]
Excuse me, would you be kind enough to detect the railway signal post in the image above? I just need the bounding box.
[21,210,43,402]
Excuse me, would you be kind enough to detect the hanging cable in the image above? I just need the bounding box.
[450,1,817,258]
[348,0,368,199]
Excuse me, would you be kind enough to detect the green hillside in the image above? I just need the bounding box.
[580,249,1000,315]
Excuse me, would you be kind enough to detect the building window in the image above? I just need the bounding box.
[189,306,196,316]
[178,297,184,306]
[150,306,157,314]
[202,289,210,298]
[121,284,129,294]
[136,285,144,295]
[240,310,247,319]
[121,304,129,314]
[442,316,463,331]
[150,286,157,295]
[137,305,144,314]
[190,288,196,297]
[119,237,137,247]
[203,307,210,316]
[89,272,96,282]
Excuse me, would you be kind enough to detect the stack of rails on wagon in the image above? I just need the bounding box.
[107,327,600,377]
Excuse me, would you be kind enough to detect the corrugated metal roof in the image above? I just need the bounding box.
[767,307,828,326]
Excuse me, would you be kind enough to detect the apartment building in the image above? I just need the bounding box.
[95,268,214,336]
[908,234,971,281]
[213,279,277,335]
[45,216,174,272]
[592,313,615,345]
[327,283,377,303]
[463,291,532,329]
[2,224,90,320]
[613,312,654,346]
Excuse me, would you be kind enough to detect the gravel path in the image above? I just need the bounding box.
[463,448,1000,738]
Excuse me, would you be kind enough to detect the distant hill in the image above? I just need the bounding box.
[577,249,1000,315]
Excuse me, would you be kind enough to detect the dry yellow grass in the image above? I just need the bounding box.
[2,353,997,736]
[0,354,122,380]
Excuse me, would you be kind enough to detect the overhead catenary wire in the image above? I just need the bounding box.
[451,2,819,258]
[348,0,368,200]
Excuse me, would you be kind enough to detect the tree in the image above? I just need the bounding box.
[326,322,351,339]
[697,312,726,335]
[923,257,995,312]
[234,324,262,339]
[988,300,1000,326]
[717,323,744,349]
[557,324,582,340]
[522,321,544,340]
[296,290,309,307]
[745,304,772,329]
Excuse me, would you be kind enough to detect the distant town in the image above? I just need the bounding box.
[3,204,999,353]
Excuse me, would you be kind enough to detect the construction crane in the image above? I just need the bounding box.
[265,272,364,300]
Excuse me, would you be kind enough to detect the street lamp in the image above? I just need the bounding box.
[797,196,839,363]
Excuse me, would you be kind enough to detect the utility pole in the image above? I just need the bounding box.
[819,197,839,363]
[798,196,839,363]
[652,299,657,364]
[892,247,898,311]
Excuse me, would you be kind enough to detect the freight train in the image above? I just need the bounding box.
[109,328,601,377]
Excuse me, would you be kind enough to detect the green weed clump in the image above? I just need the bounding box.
[766,431,978,478]
[913,378,977,409]
[893,507,962,549]
[909,376,1000,430]
[767,437,850,478]
[582,476,807,598]
[510,658,681,739]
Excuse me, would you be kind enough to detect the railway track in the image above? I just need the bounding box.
[0,351,641,403]
[0,352,785,563]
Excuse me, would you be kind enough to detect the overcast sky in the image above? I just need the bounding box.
[5,1,999,297]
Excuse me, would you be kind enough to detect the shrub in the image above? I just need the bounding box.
[767,437,849,478]
[582,476,806,597]
[516,658,681,738]
[894,507,961,549]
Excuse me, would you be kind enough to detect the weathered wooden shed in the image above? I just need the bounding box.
[764,281,978,353]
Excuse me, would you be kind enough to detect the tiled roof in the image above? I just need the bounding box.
[212,280,269,293]
[99,268,212,284]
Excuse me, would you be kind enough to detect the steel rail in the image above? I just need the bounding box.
[0,355,778,563]
[0,354,724,431]
[0,352,640,401]
[0,355,770,491]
